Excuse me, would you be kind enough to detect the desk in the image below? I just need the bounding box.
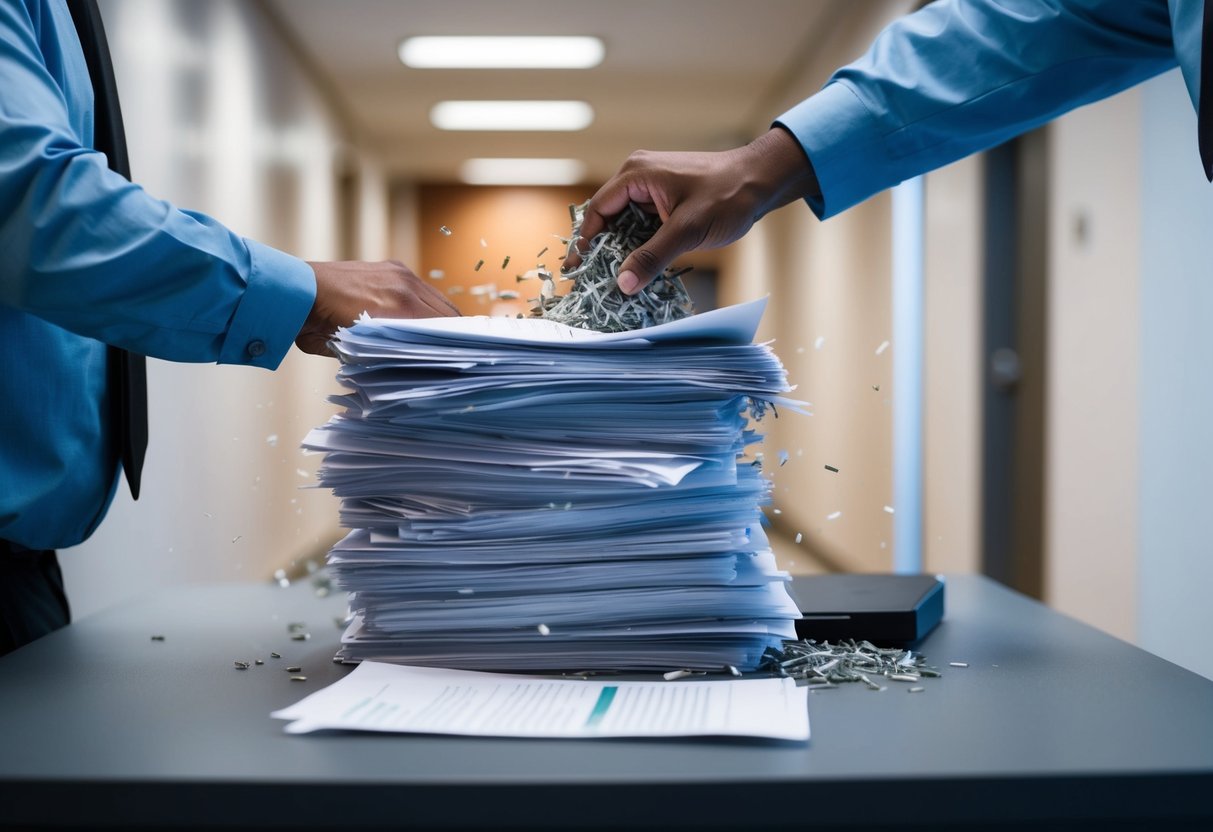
[1,575,1210,830]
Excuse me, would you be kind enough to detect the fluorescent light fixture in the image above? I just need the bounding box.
[460,158,587,186]
[430,100,593,131]
[399,36,604,69]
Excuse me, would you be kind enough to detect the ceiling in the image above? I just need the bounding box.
[264,0,838,183]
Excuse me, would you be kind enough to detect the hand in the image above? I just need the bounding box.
[295,260,460,355]
[565,127,819,294]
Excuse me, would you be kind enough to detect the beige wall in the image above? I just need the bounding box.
[1136,69,1213,680]
[723,0,914,573]
[922,156,985,574]
[60,0,371,619]
[760,194,897,571]
[1043,91,1142,642]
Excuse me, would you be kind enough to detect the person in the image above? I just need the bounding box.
[0,0,457,654]
[568,0,1208,295]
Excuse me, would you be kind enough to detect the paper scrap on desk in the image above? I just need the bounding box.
[272,661,809,741]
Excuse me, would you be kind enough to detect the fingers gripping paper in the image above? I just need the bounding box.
[304,298,805,672]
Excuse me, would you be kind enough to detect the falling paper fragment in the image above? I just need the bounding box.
[883,505,895,514]
[428,270,445,279]
[826,511,841,521]
[537,623,551,636]
[439,225,452,236]
[814,336,825,350]
[875,340,890,355]
[794,532,804,544]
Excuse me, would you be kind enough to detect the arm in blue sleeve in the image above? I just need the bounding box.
[776,0,1178,219]
[0,1,315,369]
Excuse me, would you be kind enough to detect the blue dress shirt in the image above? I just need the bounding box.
[1,0,317,549]
[777,0,1202,219]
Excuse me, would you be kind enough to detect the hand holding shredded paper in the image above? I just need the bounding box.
[536,201,693,332]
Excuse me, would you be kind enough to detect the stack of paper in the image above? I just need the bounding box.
[304,298,803,672]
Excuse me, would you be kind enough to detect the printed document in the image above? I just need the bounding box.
[273,661,808,741]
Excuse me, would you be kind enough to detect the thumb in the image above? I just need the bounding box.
[615,220,695,296]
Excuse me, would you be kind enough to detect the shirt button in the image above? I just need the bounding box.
[246,339,267,358]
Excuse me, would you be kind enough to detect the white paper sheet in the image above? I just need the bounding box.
[345,296,769,349]
[272,661,808,741]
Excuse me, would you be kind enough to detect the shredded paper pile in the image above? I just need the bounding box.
[535,201,694,332]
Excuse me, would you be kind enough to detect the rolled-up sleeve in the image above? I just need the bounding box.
[0,1,315,369]
[776,0,1178,219]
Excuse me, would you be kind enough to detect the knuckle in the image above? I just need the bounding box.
[628,247,663,275]
[621,149,654,171]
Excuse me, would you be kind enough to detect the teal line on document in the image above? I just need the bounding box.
[584,686,618,729]
[342,683,390,719]
[342,697,372,719]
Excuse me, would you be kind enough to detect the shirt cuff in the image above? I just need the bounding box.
[217,240,316,369]
[774,81,896,221]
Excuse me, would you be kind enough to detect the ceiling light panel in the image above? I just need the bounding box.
[459,158,587,186]
[399,36,604,69]
[430,100,594,131]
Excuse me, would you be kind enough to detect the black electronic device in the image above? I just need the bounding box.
[788,573,945,645]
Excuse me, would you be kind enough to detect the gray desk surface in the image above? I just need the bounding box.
[1,574,1210,831]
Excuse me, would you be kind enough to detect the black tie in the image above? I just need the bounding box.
[1201,0,1212,181]
[65,0,148,499]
